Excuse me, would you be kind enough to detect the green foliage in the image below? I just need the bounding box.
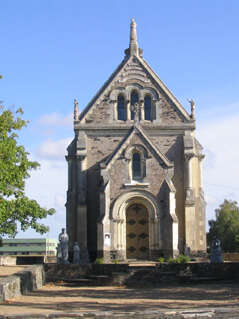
[207,199,239,252]
[167,257,175,263]
[0,106,55,237]
[157,257,165,263]
[112,259,119,264]
[176,254,191,263]
[95,257,104,264]
[167,255,190,264]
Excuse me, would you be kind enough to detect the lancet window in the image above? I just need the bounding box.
[144,95,152,121]
[117,95,126,121]
[132,152,141,180]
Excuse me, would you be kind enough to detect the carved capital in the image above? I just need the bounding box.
[197,154,205,161]
[184,152,194,161]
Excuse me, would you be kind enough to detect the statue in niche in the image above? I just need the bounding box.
[130,102,140,124]
[58,228,69,264]
[210,237,223,263]
[73,242,80,264]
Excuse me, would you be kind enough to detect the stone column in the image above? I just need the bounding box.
[112,100,117,120]
[184,153,196,251]
[184,153,194,204]
[76,155,87,249]
[140,99,144,120]
[198,154,205,189]
[126,100,130,120]
[169,191,178,256]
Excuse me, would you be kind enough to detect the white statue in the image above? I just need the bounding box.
[130,102,140,123]
[188,99,195,119]
[58,228,69,264]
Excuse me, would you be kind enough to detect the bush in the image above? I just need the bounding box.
[112,259,119,264]
[167,257,176,263]
[157,257,165,263]
[95,257,104,264]
[167,255,191,264]
[177,254,191,263]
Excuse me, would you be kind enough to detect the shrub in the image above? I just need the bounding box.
[167,255,191,264]
[95,257,104,264]
[177,254,191,263]
[167,257,176,263]
[157,257,165,263]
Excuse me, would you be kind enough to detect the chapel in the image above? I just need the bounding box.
[66,19,206,261]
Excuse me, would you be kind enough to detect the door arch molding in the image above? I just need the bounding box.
[110,190,161,259]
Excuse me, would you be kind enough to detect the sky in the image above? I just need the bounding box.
[1,0,239,239]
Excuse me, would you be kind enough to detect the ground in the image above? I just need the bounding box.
[1,282,239,316]
[0,265,26,277]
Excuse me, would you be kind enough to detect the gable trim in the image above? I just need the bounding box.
[104,124,173,170]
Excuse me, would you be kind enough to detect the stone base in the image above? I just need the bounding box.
[97,249,180,262]
[0,265,44,302]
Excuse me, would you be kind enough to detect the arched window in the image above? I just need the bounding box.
[144,95,151,121]
[132,152,141,180]
[117,95,126,121]
[130,91,139,120]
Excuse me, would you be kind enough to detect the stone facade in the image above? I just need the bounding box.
[66,19,206,261]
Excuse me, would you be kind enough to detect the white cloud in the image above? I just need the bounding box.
[19,159,68,239]
[197,109,239,227]
[38,112,72,127]
[37,137,72,160]
[54,194,66,210]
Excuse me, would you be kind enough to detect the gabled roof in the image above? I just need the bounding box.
[137,56,191,121]
[79,56,130,121]
[103,123,173,170]
[78,19,192,123]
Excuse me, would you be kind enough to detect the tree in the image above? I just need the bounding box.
[207,199,239,252]
[0,105,55,237]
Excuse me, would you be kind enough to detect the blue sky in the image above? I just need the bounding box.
[1,1,239,239]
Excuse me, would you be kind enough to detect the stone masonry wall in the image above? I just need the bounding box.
[87,135,123,168]
[150,135,185,250]
[0,265,44,302]
[108,133,167,201]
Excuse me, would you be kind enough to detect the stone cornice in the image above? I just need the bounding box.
[74,122,195,131]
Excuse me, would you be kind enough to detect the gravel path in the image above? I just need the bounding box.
[1,282,239,316]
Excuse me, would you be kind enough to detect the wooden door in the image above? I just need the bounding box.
[126,204,149,259]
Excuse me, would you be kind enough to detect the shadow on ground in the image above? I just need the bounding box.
[1,282,239,314]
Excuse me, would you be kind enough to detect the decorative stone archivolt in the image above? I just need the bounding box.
[110,84,160,121]
[110,190,162,257]
[141,87,159,100]
[109,84,159,104]
[124,144,149,161]
[111,190,161,221]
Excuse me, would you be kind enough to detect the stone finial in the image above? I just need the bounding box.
[74,99,79,120]
[129,18,139,56]
[188,99,195,119]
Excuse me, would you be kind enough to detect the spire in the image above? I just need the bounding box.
[129,18,138,56]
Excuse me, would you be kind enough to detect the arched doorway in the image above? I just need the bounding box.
[126,203,149,259]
